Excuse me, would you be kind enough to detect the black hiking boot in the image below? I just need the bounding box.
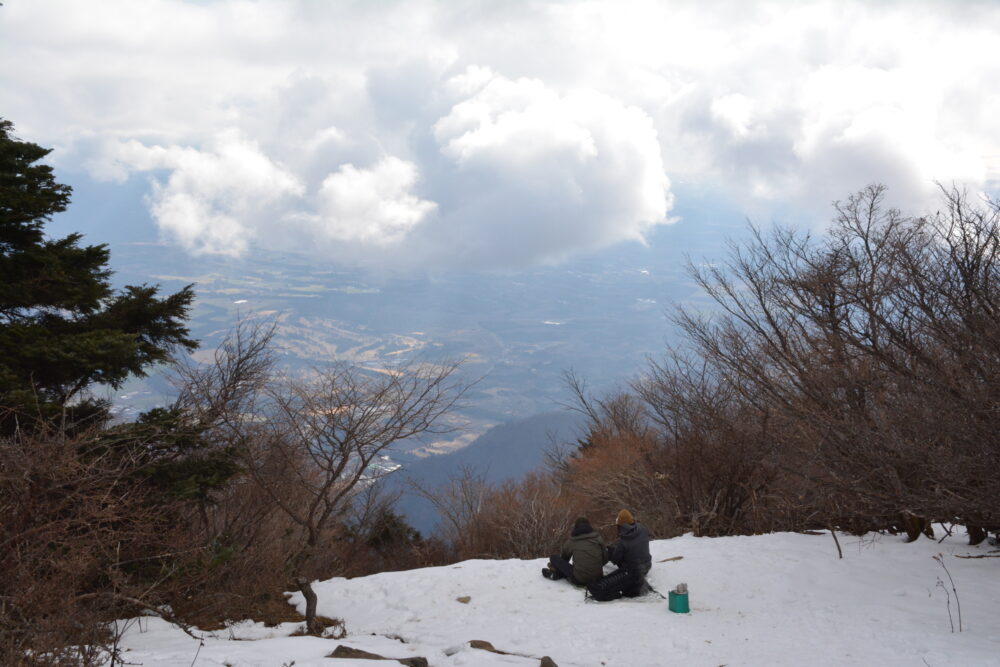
[541,567,553,579]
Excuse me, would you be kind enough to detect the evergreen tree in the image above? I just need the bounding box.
[0,118,197,433]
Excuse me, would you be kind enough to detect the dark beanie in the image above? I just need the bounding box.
[571,516,593,536]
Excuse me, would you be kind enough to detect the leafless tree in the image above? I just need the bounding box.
[172,321,468,630]
[671,184,1000,534]
[550,185,999,542]
[561,370,652,447]
[173,319,466,564]
[171,317,277,445]
[244,360,467,569]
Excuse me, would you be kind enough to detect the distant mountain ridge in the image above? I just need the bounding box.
[393,410,585,534]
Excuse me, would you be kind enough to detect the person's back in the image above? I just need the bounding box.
[542,517,606,586]
[560,519,605,584]
[609,516,651,577]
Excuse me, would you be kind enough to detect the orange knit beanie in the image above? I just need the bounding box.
[616,509,635,525]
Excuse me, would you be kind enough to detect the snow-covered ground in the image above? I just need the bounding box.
[112,530,1000,666]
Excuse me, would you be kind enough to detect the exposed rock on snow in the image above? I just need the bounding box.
[328,644,428,666]
[468,639,506,653]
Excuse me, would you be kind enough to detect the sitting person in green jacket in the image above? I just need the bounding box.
[541,516,607,586]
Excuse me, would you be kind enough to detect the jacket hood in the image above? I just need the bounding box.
[571,529,599,540]
[618,522,640,539]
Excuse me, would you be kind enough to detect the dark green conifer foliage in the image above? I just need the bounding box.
[0,118,197,432]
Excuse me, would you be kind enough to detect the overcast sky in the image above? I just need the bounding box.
[3,0,998,271]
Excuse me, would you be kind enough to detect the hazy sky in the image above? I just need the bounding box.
[3,0,998,271]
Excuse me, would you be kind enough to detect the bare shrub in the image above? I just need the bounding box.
[672,184,1000,533]
[416,467,581,561]
[312,482,445,578]
[1,317,465,658]
[411,466,493,559]
[477,472,575,559]
[543,185,1000,541]
[0,420,200,664]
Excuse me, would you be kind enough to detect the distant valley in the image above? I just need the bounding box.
[105,228,718,531]
[110,237,705,433]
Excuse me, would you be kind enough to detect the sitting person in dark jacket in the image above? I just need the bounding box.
[542,516,607,586]
[587,509,652,600]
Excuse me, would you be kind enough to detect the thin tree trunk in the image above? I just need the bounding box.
[294,577,322,635]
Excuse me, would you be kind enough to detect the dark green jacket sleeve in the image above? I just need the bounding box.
[561,537,574,561]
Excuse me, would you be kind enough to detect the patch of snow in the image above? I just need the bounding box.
[109,530,1000,666]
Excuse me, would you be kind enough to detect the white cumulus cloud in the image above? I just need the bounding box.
[313,157,436,245]
[424,71,671,267]
[106,130,304,255]
[2,0,998,268]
